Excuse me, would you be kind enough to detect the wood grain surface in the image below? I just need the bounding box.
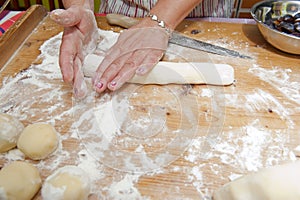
[0,5,299,200]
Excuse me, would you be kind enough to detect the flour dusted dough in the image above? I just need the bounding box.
[294,145,300,157]
[0,161,41,200]
[213,161,300,200]
[41,165,90,200]
[83,54,235,86]
[17,123,59,160]
[0,113,24,153]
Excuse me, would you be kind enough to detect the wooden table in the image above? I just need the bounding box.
[0,5,299,200]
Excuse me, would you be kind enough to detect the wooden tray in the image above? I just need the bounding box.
[1,5,300,199]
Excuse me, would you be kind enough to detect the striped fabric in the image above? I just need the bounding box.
[0,11,24,36]
[99,0,235,18]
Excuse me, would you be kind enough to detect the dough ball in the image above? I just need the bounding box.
[0,161,41,200]
[213,161,300,200]
[0,113,24,153]
[41,165,91,200]
[17,123,59,160]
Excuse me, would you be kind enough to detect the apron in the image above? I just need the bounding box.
[99,0,235,18]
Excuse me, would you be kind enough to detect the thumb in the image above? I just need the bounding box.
[50,6,83,27]
[73,57,88,99]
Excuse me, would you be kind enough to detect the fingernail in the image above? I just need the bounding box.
[95,81,103,89]
[110,81,117,87]
[136,67,145,75]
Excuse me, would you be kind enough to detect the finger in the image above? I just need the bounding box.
[93,46,122,77]
[135,49,165,75]
[107,49,150,90]
[59,36,75,83]
[73,57,88,99]
[107,62,137,91]
[50,7,83,27]
[91,48,121,90]
[107,49,164,91]
[59,27,84,83]
[92,29,136,83]
[107,65,137,91]
[93,53,133,93]
[93,48,165,92]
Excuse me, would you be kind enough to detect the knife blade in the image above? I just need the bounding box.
[106,14,252,59]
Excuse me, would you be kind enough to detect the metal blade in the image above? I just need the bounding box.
[170,32,252,59]
[106,14,252,59]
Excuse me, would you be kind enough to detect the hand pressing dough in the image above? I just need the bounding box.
[213,161,300,200]
[41,165,91,200]
[17,123,59,160]
[83,54,235,86]
[0,161,41,200]
[0,113,24,153]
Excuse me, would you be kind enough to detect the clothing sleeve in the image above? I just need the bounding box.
[99,0,154,17]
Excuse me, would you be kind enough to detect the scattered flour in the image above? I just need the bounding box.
[0,149,24,161]
[0,29,150,199]
[77,148,106,195]
[201,88,213,98]
[105,174,148,200]
[249,64,300,105]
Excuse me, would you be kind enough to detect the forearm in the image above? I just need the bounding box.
[150,0,203,30]
[62,0,94,10]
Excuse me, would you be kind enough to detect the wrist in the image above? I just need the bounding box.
[136,14,173,36]
[84,0,94,11]
[146,13,172,34]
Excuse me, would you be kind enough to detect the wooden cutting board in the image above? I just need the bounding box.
[0,5,300,200]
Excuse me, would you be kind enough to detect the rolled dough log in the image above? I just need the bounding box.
[17,123,59,160]
[213,161,300,200]
[0,161,41,200]
[83,54,234,86]
[41,165,90,200]
[0,113,24,153]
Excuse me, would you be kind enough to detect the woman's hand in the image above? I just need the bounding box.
[92,20,170,93]
[50,6,99,99]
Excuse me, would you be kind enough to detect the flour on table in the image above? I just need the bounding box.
[105,174,148,200]
[1,149,24,161]
[77,149,104,182]
[249,64,300,105]
[73,83,199,173]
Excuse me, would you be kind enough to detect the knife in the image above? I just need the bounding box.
[106,14,252,59]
